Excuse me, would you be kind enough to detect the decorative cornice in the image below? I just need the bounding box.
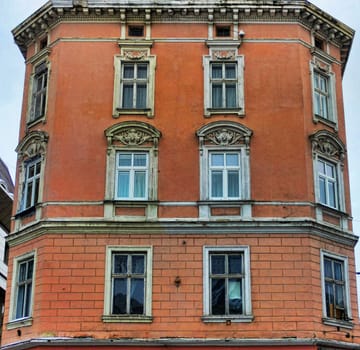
[12,1,354,72]
[6,216,358,248]
[2,337,360,350]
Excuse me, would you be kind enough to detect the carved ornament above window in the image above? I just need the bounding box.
[310,130,346,162]
[15,131,49,161]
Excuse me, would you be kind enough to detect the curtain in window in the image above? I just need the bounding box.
[136,85,147,108]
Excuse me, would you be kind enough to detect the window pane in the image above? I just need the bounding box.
[225,84,236,108]
[117,171,130,198]
[24,282,32,317]
[325,163,335,177]
[335,285,344,308]
[136,85,147,108]
[328,181,336,208]
[130,278,144,314]
[325,281,334,317]
[27,260,34,279]
[319,177,326,204]
[211,255,225,274]
[122,85,134,108]
[16,285,25,319]
[212,84,222,108]
[29,164,35,178]
[226,153,239,166]
[229,278,242,314]
[211,154,224,167]
[225,64,236,79]
[123,65,134,79]
[18,263,27,282]
[118,154,132,167]
[212,64,223,79]
[324,258,333,278]
[34,178,40,205]
[112,278,127,314]
[134,154,147,167]
[211,279,225,315]
[228,171,239,197]
[137,65,148,79]
[131,255,145,274]
[228,254,242,274]
[334,261,343,280]
[211,171,223,198]
[25,182,33,208]
[321,96,329,118]
[134,171,146,198]
[113,255,128,274]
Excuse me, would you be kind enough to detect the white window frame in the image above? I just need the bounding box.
[115,151,149,200]
[103,246,152,323]
[22,157,42,211]
[209,151,242,200]
[113,41,156,118]
[203,41,244,117]
[310,59,337,128]
[7,251,36,329]
[202,246,252,323]
[320,250,352,328]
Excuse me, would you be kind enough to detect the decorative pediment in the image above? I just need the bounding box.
[196,121,253,153]
[310,130,346,161]
[16,131,49,160]
[105,121,161,149]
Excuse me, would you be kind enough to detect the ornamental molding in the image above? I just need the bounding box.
[123,50,148,60]
[213,50,236,60]
[13,1,354,72]
[15,131,49,161]
[105,121,161,150]
[196,121,253,153]
[310,130,346,162]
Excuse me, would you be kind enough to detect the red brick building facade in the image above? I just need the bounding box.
[3,0,359,349]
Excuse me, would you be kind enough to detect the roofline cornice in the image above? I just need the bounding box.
[12,0,354,72]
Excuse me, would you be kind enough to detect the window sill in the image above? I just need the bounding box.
[102,315,152,323]
[202,315,253,323]
[205,108,244,117]
[7,317,33,330]
[322,317,354,329]
[14,206,36,219]
[26,116,46,129]
[313,114,337,130]
[114,108,153,118]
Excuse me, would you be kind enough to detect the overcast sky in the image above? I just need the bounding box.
[1,0,360,283]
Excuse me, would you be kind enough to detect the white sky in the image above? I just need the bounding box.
[0,0,360,296]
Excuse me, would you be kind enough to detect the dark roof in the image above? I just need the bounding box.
[0,158,14,232]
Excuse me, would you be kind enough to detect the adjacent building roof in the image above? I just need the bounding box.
[0,158,14,232]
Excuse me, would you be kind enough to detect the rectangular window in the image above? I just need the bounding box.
[209,152,241,199]
[321,251,351,325]
[317,158,338,209]
[216,25,231,37]
[30,62,48,122]
[203,246,252,322]
[314,71,330,120]
[121,63,148,109]
[15,258,34,319]
[128,25,144,37]
[22,158,41,210]
[211,62,237,109]
[103,246,152,322]
[115,152,148,200]
[111,252,146,315]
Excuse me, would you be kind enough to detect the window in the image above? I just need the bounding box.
[209,152,241,199]
[321,251,352,326]
[103,246,152,322]
[310,130,345,213]
[113,42,156,118]
[311,60,337,126]
[203,43,244,116]
[7,252,36,329]
[313,71,330,119]
[317,158,338,209]
[22,158,41,210]
[104,122,161,220]
[216,25,231,37]
[115,152,148,200]
[128,25,144,37]
[30,61,48,123]
[203,246,252,322]
[15,131,48,218]
[121,63,148,109]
